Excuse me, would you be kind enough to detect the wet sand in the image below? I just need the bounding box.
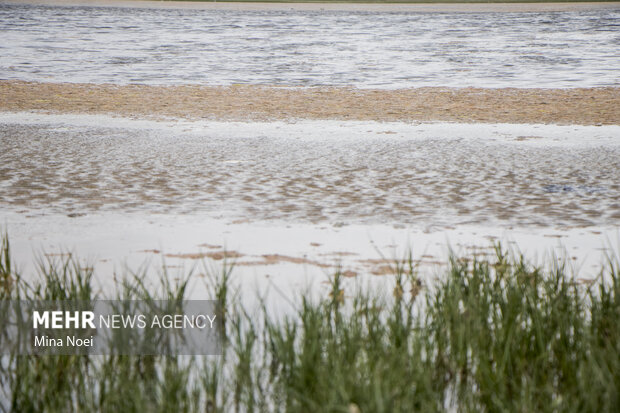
[3,112,619,227]
[5,0,620,13]
[2,81,619,125]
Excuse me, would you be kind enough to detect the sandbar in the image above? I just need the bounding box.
[2,81,618,125]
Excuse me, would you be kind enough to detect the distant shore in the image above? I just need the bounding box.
[2,81,618,125]
[3,0,620,13]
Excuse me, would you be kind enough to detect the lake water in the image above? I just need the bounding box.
[1,3,619,88]
[2,113,619,228]
[2,113,619,292]
[1,4,619,291]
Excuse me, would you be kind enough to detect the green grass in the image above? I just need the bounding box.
[1,234,619,412]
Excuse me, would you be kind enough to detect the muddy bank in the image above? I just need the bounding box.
[1,81,618,125]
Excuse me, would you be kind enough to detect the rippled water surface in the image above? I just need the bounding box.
[2,116,619,228]
[1,4,619,88]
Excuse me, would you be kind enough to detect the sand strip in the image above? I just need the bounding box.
[4,0,620,13]
[1,81,618,125]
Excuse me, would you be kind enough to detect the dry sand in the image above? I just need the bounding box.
[5,0,620,13]
[1,81,618,125]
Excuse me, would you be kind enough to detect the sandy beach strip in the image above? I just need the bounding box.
[1,81,618,125]
[4,0,620,13]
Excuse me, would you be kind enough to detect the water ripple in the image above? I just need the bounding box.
[0,4,619,88]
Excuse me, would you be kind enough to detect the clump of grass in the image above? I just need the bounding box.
[0,233,619,412]
[0,233,17,299]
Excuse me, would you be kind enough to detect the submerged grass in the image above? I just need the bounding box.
[0,234,619,412]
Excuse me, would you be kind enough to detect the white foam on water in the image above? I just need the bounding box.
[2,111,620,146]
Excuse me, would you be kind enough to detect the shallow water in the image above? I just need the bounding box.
[1,3,619,88]
[2,114,619,228]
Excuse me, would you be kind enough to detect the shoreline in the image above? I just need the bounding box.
[2,81,618,125]
[3,0,620,13]
[5,208,618,294]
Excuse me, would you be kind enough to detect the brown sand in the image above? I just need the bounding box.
[165,250,244,260]
[1,81,618,125]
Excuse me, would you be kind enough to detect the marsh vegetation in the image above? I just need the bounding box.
[0,234,618,412]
